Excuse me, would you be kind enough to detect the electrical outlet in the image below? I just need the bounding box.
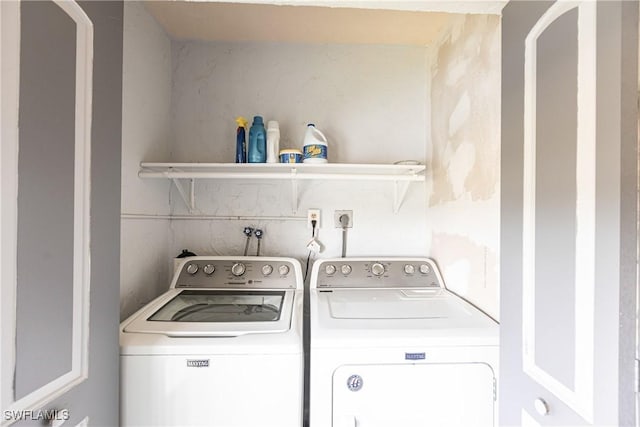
[334,210,353,228]
[307,209,321,229]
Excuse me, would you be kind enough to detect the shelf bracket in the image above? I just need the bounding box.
[393,180,411,213]
[290,168,298,214]
[171,178,196,213]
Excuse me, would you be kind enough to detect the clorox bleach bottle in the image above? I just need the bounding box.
[302,123,328,163]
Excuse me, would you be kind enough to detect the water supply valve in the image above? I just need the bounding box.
[254,229,264,256]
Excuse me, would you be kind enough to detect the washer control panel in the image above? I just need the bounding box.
[314,258,443,289]
[175,257,299,289]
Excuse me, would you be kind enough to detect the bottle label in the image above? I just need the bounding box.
[303,144,327,160]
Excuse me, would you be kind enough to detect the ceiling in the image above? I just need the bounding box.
[143,1,505,46]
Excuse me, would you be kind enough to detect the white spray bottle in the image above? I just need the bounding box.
[266,121,280,163]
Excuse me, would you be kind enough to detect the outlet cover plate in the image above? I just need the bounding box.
[334,210,353,228]
[307,208,321,229]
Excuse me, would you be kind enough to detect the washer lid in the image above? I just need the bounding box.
[317,288,497,333]
[327,288,467,320]
[123,289,295,337]
[327,289,458,320]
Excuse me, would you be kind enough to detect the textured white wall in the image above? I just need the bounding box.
[168,180,427,261]
[168,41,429,264]
[170,41,428,164]
[120,5,501,321]
[427,15,501,319]
[120,1,173,320]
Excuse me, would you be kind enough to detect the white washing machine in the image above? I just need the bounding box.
[309,257,499,427]
[120,256,303,427]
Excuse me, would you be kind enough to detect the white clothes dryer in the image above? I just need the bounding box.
[120,256,303,427]
[309,258,499,427]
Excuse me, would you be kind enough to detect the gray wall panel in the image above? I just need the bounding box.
[617,2,639,424]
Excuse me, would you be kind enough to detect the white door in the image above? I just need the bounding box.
[1,1,122,425]
[500,1,638,426]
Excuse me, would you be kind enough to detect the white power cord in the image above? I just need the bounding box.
[304,220,319,282]
[339,214,349,257]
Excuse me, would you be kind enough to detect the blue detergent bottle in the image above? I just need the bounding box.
[248,116,267,163]
[235,116,248,163]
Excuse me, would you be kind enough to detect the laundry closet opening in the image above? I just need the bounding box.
[119,0,502,324]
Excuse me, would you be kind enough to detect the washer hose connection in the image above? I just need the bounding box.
[242,226,254,256]
[254,229,264,256]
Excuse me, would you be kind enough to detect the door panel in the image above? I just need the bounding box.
[15,0,77,399]
[501,0,638,425]
[530,6,579,392]
[11,0,92,413]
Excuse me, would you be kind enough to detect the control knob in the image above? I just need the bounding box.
[419,264,431,274]
[341,264,352,275]
[231,262,246,276]
[325,264,337,275]
[403,264,415,274]
[371,262,385,276]
[262,264,273,276]
[186,263,199,275]
[203,264,215,275]
[278,264,290,276]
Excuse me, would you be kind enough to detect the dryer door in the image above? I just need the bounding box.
[332,363,495,426]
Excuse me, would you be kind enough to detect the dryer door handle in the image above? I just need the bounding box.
[336,415,357,427]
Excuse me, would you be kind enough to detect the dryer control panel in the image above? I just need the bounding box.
[312,258,444,289]
[173,257,301,289]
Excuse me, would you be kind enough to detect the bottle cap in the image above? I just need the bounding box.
[235,116,248,128]
[267,120,279,130]
[253,116,264,124]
